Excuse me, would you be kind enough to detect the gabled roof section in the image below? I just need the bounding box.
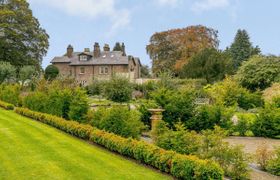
[135,57,142,67]
[51,51,132,65]
[78,52,93,57]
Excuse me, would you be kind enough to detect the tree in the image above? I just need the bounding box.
[0,0,49,68]
[180,48,234,83]
[0,61,16,83]
[113,42,122,51]
[236,55,280,90]
[140,65,151,78]
[18,65,37,85]
[227,29,260,69]
[44,65,59,80]
[147,32,178,75]
[146,25,219,75]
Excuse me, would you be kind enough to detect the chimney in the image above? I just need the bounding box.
[103,44,110,52]
[93,42,101,58]
[84,48,90,52]
[67,44,73,58]
[121,42,126,56]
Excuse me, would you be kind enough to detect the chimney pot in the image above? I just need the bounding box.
[121,42,126,56]
[67,44,73,58]
[94,42,101,58]
[103,44,110,52]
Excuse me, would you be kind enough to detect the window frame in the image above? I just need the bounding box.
[99,66,109,75]
[80,67,85,74]
[79,55,88,61]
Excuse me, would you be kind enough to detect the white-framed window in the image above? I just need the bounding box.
[80,67,85,74]
[99,66,109,74]
[80,55,88,61]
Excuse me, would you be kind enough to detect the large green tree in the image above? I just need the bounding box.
[236,55,280,90]
[0,0,49,68]
[180,48,234,83]
[227,29,260,69]
[146,25,219,76]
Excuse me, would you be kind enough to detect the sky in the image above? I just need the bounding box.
[27,0,280,68]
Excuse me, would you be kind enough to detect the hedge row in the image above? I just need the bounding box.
[90,129,223,179]
[15,107,223,179]
[0,100,14,110]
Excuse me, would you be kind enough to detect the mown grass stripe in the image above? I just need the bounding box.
[0,108,171,180]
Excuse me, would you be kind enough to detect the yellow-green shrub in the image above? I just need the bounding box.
[266,147,280,176]
[0,100,14,110]
[0,84,21,106]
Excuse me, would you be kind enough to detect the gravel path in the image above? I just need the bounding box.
[225,136,280,154]
[226,136,280,180]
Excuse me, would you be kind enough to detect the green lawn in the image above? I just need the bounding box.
[0,108,171,180]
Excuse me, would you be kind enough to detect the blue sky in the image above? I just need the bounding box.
[27,0,280,68]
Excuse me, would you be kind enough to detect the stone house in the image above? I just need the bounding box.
[51,43,141,85]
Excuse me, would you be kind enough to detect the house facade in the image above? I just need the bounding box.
[51,43,141,85]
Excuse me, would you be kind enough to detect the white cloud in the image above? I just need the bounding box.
[191,0,230,13]
[156,0,179,7]
[28,0,131,35]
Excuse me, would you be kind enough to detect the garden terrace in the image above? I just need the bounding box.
[0,108,171,179]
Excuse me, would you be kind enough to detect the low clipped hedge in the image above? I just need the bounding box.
[90,129,223,179]
[0,100,14,110]
[15,107,223,179]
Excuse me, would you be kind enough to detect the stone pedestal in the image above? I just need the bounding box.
[148,109,165,130]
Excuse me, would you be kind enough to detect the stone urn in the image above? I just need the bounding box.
[148,108,165,130]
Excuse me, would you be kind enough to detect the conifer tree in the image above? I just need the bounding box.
[228,29,260,69]
[113,42,122,51]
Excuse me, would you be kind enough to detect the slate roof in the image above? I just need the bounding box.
[51,51,136,66]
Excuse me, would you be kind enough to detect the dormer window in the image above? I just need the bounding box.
[80,55,88,61]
